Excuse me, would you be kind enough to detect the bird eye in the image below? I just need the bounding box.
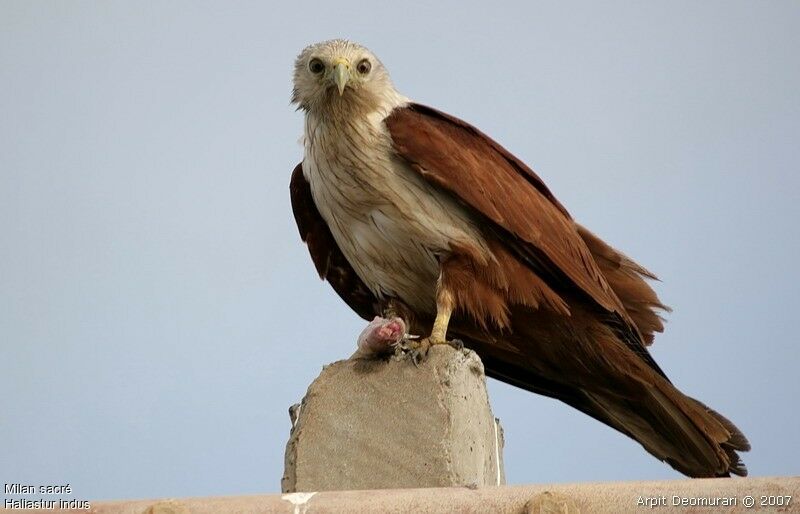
[356,59,371,75]
[308,58,325,74]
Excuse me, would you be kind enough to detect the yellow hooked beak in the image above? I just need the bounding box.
[332,57,350,96]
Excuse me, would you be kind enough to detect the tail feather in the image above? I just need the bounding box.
[688,397,751,452]
[688,397,750,476]
[455,315,750,478]
[583,381,746,477]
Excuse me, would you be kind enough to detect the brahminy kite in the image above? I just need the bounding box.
[289,39,749,478]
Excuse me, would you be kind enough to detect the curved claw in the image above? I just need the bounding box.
[449,338,465,351]
[410,348,425,367]
[407,336,432,366]
[400,337,464,366]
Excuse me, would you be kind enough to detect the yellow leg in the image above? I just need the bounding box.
[428,287,454,345]
[403,273,461,365]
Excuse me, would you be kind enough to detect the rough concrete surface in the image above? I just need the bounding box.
[282,345,505,492]
[36,476,800,513]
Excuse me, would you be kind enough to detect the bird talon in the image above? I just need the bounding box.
[410,349,425,367]
[450,338,465,351]
[395,336,465,365]
[395,336,433,365]
[393,333,420,358]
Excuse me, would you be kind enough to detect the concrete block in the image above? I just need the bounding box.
[282,345,505,492]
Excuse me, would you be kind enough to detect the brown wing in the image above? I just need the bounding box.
[290,163,379,321]
[576,224,671,346]
[386,104,618,309]
[385,103,666,376]
[384,104,749,477]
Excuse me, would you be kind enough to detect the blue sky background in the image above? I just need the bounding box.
[2,0,798,501]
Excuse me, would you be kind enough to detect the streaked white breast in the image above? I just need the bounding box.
[302,107,490,313]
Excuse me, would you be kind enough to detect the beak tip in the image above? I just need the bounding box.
[333,61,350,97]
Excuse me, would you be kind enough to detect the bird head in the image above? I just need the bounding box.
[292,39,398,116]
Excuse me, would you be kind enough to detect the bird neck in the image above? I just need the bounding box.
[305,87,410,130]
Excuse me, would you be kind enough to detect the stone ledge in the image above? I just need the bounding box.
[29,476,799,513]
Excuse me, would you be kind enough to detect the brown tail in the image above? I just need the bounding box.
[468,325,750,477]
[581,377,750,477]
[576,224,750,475]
